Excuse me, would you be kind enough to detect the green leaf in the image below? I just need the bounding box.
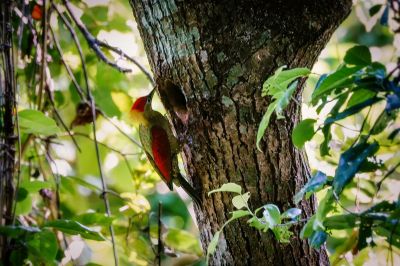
[263,67,310,95]
[292,119,316,149]
[21,180,53,193]
[369,4,383,16]
[207,231,221,258]
[309,231,327,248]
[263,204,281,227]
[256,101,278,151]
[164,228,202,256]
[0,225,40,238]
[74,212,115,227]
[43,220,105,241]
[247,216,267,231]
[347,89,376,108]
[316,189,334,222]
[27,230,58,262]
[333,142,379,195]
[281,208,302,220]
[232,192,250,209]
[258,66,310,151]
[324,214,357,229]
[370,111,396,135]
[15,188,32,215]
[344,46,372,66]
[300,216,316,239]
[324,97,381,126]
[294,171,328,204]
[18,109,61,136]
[230,210,252,220]
[312,65,362,100]
[208,183,242,195]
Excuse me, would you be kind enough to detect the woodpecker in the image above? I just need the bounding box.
[130,90,201,205]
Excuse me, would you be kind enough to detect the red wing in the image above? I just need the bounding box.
[151,126,172,183]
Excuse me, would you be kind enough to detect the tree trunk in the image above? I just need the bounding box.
[0,0,17,260]
[129,1,351,265]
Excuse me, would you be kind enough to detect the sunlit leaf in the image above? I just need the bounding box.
[74,212,115,227]
[164,228,203,256]
[19,109,61,136]
[312,65,362,100]
[232,192,250,210]
[44,220,105,241]
[333,142,379,195]
[292,119,316,149]
[281,208,301,220]
[343,45,371,66]
[294,171,327,204]
[263,204,281,227]
[208,183,242,195]
[207,231,221,258]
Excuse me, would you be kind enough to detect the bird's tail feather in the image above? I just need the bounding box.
[176,173,202,205]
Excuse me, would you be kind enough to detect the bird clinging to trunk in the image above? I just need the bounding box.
[130,90,201,205]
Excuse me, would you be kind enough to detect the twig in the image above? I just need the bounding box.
[376,161,400,193]
[44,84,81,152]
[48,24,85,100]
[37,0,48,109]
[51,1,90,97]
[62,0,154,83]
[99,111,143,149]
[157,201,163,266]
[54,1,119,263]
[62,0,129,73]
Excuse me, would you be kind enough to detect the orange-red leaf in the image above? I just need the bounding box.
[32,4,42,21]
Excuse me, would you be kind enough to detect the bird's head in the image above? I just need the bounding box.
[130,90,155,125]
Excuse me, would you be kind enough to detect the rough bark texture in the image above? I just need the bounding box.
[0,0,17,260]
[129,1,352,265]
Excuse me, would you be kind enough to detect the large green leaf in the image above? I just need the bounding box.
[43,220,105,241]
[324,214,357,229]
[74,212,115,227]
[208,183,242,195]
[232,192,250,209]
[256,101,278,151]
[0,225,40,238]
[324,97,381,126]
[262,204,281,227]
[294,171,327,204]
[26,229,58,263]
[164,228,202,256]
[333,142,379,195]
[312,65,363,100]
[19,109,61,136]
[343,46,372,66]
[292,119,316,149]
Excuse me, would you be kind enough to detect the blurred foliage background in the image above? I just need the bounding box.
[3,0,399,265]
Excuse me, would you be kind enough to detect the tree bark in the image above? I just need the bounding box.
[0,0,17,260]
[129,1,352,265]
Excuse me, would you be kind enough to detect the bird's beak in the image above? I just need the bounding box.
[148,89,156,102]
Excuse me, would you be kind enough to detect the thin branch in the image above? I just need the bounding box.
[48,24,85,100]
[51,1,90,97]
[37,0,48,109]
[157,201,163,266]
[62,0,154,83]
[54,1,119,262]
[62,0,129,73]
[376,161,400,193]
[99,111,143,149]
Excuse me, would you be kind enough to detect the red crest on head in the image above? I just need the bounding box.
[131,96,147,113]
